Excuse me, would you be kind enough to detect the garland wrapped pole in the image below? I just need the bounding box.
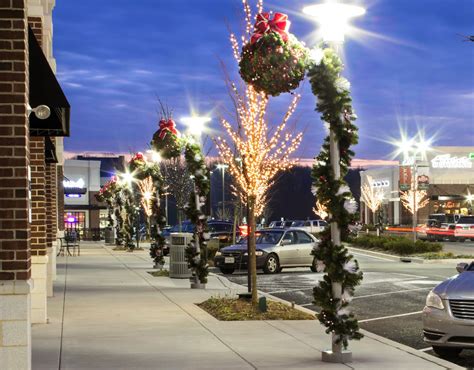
[303,1,366,363]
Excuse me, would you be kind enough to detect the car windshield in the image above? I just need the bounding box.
[458,217,474,224]
[468,262,474,271]
[170,223,194,232]
[238,230,284,245]
[208,223,232,232]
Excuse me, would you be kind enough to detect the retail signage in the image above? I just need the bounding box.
[371,179,390,188]
[417,165,430,190]
[431,154,473,169]
[399,166,411,191]
[63,178,85,188]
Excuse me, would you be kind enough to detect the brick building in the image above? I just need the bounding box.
[0,0,69,368]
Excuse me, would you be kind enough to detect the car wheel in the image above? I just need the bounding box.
[263,254,280,274]
[310,257,318,272]
[220,268,234,275]
[432,346,462,359]
[458,238,465,243]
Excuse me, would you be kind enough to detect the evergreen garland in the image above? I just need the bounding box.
[183,140,211,284]
[307,47,363,348]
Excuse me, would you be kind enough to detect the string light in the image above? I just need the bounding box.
[313,200,329,220]
[137,176,155,217]
[400,189,429,215]
[361,175,385,214]
[215,84,302,213]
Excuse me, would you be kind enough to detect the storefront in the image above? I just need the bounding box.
[360,146,474,226]
[63,159,105,237]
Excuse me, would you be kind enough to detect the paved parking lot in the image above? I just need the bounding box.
[217,249,474,368]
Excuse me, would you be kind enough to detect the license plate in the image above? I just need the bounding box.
[224,257,235,264]
[464,227,469,230]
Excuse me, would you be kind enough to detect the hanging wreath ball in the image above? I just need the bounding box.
[239,12,309,97]
[151,118,182,159]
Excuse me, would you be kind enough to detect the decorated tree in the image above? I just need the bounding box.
[361,175,385,224]
[215,81,302,306]
[400,189,429,215]
[95,176,124,246]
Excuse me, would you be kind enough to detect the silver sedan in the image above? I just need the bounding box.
[422,261,474,359]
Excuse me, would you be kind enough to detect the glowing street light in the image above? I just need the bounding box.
[147,149,162,163]
[118,170,135,187]
[181,116,211,137]
[303,1,366,43]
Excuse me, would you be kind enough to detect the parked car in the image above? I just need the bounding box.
[422,261,474,358]
[426,222,456,242]
[291,219,328,235]
[214,228,320,275]
[454,215,474,242]
[268,220,294,228]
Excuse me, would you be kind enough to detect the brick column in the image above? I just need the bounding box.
[0,1,32,368]
[45,163,55,296]
[57,164,64,232]
[27,15,49,323]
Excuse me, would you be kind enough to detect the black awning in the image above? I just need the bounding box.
[29,27,70,137]
[64,187,87,195]
[45,136,58,164]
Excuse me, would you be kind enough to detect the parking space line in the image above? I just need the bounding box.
[419,347,432,352]
[359,311,423,323]
[266,287,314,294]
[353,287,431,300]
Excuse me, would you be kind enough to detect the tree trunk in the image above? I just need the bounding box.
[178,209,183,231]
[248,195,258,306]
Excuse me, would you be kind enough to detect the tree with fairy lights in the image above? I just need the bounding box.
[400,189,429,215]
[215,83,303,305]
[361,176,385,225]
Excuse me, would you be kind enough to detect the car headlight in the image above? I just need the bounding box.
[426,291,444,310]
[215,251,222,257]
[243,251,264,256]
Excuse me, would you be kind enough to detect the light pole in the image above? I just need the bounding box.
[216,164,228,219]
[182,115,211,288]
[303,1,365,363]
[396,136,431,241]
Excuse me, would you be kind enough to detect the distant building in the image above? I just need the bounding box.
[360,146,474,225]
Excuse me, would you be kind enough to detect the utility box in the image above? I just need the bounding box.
[169,233,193,279]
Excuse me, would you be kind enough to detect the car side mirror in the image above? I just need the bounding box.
[281,239,292,246]
[456,263,468,273]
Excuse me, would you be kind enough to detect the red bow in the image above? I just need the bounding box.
[250,12,290,44]
[158,119,178,139]
[129,152,145,163]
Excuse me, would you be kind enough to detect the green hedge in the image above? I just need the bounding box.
[350,235,442,256]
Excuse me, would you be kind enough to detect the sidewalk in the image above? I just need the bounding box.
[32,242,462,370]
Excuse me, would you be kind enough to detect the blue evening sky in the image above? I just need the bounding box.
[54,0,474,161]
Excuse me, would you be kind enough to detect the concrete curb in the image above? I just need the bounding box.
[212,273,464,370]
[346,246,402,262]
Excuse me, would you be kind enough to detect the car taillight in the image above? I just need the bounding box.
[470,226,474,229]
[456,226,463,229]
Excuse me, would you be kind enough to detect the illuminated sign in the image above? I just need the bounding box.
[66,194,82,198]
[63,178,85,188]
[371,179,390,188]
[431,154,472,169]
[66,216,76,223]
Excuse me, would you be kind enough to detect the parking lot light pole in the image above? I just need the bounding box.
[216,164,228,219]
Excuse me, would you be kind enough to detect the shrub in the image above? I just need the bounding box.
[350,234,442,256]
[206,239,220,260]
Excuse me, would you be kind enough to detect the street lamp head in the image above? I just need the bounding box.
[147,150,162,163]
[181,116,211,137]
[119,171,135,187]
[303,1,366,43]
[216,164,229,171]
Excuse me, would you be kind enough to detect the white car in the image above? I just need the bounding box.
[454,215,474,242]
[291,220,328,235]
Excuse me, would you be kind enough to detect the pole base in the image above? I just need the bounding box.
[322,350,352,363]
[190,282,206,289]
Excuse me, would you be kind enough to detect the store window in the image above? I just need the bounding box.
[64,212,86,231]
[99,210,110,228]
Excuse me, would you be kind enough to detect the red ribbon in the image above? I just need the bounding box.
[129,152,145,163]
[158,119,178,139]
[250,12,290,44]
